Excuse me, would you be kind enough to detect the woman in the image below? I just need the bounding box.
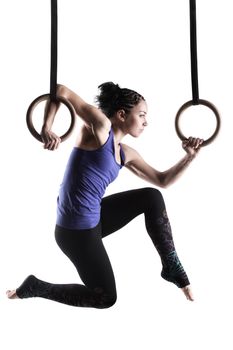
[7,82,203,307]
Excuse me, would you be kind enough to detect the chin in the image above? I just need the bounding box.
[129,129,143,138]
[130,132,140,138]
[136,130,144,137]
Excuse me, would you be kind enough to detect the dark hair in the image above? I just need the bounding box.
[95,82,145,118]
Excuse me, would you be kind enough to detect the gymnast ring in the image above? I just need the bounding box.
[175,99,221,146]
[26,94,76,142]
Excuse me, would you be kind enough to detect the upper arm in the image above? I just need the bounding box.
[122,144,164,187]
[74,102,111,134]
[80,104,111,130]
[59,85,111,130]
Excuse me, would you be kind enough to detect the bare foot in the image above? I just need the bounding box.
[182,285,194,301]
[6,289,19,299]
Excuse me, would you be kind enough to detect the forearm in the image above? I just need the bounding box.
[42,99,61,131]
[160,153,195,187]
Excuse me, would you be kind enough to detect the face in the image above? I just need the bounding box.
[123,100,148,137]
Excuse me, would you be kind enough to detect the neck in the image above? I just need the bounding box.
[111,123,127,144]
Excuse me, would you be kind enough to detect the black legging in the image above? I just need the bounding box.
[16,188,190,308]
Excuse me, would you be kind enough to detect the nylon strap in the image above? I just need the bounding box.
[50,0,58,101]
[190,0,199,105]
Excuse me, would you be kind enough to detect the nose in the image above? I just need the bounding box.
[143,119,148,127]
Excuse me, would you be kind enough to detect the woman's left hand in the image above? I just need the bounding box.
[41,127,61,150]
[182,137,204,156]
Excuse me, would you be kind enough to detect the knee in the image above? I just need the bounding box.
[95,292,117,309]
[143,187,163,202]
[102,294,117,309]
[141,187,165,212]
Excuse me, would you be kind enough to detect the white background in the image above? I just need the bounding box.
[1,0,232,349]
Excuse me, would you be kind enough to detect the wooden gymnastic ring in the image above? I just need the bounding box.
[26,94,76,142]
[175,99,221,146]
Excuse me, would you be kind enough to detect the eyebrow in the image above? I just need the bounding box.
[139,111,147,114]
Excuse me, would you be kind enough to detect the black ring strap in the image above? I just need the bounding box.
[50,0,58,102]
[175,0,221,146]
[190,0,199,105]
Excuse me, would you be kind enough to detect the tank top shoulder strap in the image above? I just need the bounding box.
[119,143,125,166]
[102,127,114,148]
[95,127,113,152]
[102,127,125,166]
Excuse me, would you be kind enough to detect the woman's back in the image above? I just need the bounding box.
[56,128,125,230]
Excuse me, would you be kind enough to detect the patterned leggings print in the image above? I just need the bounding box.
[16,187,190,308]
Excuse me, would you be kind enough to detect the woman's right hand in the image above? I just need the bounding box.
[182,137,203,157]
[41,127,61,150]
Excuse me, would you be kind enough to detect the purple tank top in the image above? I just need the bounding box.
[56,128,125,230]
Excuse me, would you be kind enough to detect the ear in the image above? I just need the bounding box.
[116,109,126,122]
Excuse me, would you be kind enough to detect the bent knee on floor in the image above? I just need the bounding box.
[102,295,117,309]
[95,292,117,309]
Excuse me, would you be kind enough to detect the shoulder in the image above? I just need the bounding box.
[120,143,142,165]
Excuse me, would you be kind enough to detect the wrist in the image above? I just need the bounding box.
[41,124,51,132]
[184,153,195,166]
[185,149,197,159]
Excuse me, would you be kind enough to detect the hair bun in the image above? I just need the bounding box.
[95,81,144,119]
[98,82,121,97]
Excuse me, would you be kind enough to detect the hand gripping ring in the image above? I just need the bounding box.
[26,94,76,142]
[175,99,221,146]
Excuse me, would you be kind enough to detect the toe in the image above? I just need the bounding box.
[182,285,194,301]
[6,289,19,299]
